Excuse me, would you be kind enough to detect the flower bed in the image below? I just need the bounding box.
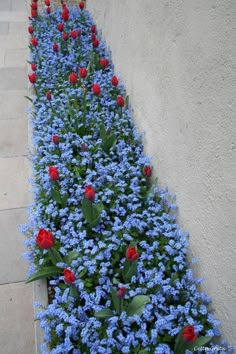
[23,1,235,353]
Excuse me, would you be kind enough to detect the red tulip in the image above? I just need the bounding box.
[69,72,78,84]
[46,7,51,14]
[53,43,59,52]
[28,25,34,34]
[117,287,126,299]
[111,76,118,86]
[100,58,108,68]
[52,135,59,145]
[57,23,64,32]
[36,229,54,249]
[64,269,76,284]
[84,185,95,202]
[126,246,139,261]
[92,39,99,48]
[30,2,38,10]
[62,10,69,21]
[117,96,125,107]
[31,63,36,71]
[70,30,77,39]
[28,73,36,84]
[79,1,85,10]
[77,28,82,36]
[48,166,59,181]
[91,33,96,40]
[90,25,96,33]
[31,9,37,18]
[44,0,50,6]
[46,91,51,101]
[79,67,87,79]
[182,326,198,343]
[62,32,68,41]
[31,37,38,47]
[92,83,101,96]
[144,165,152,177]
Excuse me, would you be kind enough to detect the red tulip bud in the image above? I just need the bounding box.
[31,63,37,71]
[92,83,101,96]
[144,165,152,178]
[117,96,125,107]
[62,32,68,41]
[31,9,37,18]
[28,73,36,84]
[117,287,126,299]
[46,91,51,101]
[69,72,78,84]
[31,37,38,47]
[126,246,139,261]
[182,326,198,343]
[64,269,76,284]
[28,25,34,34]
[46,7,51,14]
[57,23,64,32]
[79,1,85,10]
[71,30,77,39]
[48,166,59,181]
[92,39,99,48]
[100,58,108,68]
[91,25,96,33]
[111,76,118,86]
[85,185,95,202]
[79,67,87,79]
[52,135,59,145]
[53,43,59,52]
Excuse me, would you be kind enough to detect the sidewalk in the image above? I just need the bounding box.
[0,0,35,353]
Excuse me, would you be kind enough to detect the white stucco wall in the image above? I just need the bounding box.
[87,0,236,346]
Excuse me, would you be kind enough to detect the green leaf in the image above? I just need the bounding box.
[185,336,213,352]
[126,295,150,317]
[125,95,129,108]
[51,187,62,205]
[79,268,87,278]
[81,198,104,227]
[24,95,33,103]
[69,284,79,299]
[25,266,63,284]
[48,248,63,265]
[111,287,121,314]
[64,250,80,265]
[122,259,138,283]
[94,308,113,319]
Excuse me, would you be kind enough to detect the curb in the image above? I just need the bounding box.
[33,280,48,354]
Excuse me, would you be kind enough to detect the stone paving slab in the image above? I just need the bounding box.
[0,12,27,23]
[0,208,29,284]
[0,34,28,49]
[0,22,9,34]
[0,156,31,210]
[0,0,11,12]
[4,48,28,67]
[0,67,27,90]
[9,21,28,34]
[11,0,29,12]
[0,282,35,354]
[0,90,29,119]
[0,118,28,157]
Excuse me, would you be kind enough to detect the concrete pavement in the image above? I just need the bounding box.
[0,0,35,353]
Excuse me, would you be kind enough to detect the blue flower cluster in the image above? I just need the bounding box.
[22,4,235,354]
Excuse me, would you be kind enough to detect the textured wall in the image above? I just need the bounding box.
[87,0,236,346]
